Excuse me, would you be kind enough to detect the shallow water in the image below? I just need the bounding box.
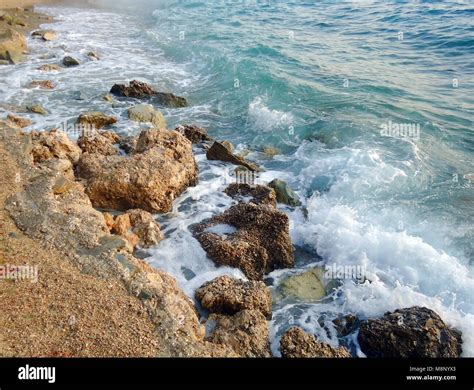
[1,1,473,356]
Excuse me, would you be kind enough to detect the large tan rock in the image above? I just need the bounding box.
[77,128,198,213]
[128,104,166,129]
[0,28,27,64]
[192,202,294,280]
[30,129,82,164]
[206,310,271,358]
[196,276,272,319]
[280,327,352,358]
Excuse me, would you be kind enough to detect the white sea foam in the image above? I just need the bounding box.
[248,96,294,132]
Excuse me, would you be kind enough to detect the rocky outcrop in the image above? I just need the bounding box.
[27,104,47,115]
[128,104,166,129]
[196,276,272,319]
[175,124,211,144]
[357,307,462,358]
[77,128,198,213]
[268,179,301,207]
[110,80,188,108]
[0,28,27,64]
[280,327,351,358]
[192,202,294,280]
[77,129,120,156]
[76,112,118,130]
[206,141,260,171]
[30,129,82,164]
[206,310,271,358]
[62,56,79,67]
[2,128,236,358]
[224,183,276,206]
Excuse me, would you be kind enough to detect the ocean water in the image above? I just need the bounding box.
[1,0,473,356]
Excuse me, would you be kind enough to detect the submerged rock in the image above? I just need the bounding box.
[175,124,211,144]
[77,112,118,130]
[206,310,271,358]
[26,104,47,115]
[280,327,351,358]
[62,56,80,67]
[153,92,188,108]
[37,64,61,72]
[268,179,301,207]
[206,141,260,171]
[128,104,166,129]
[30,129,82,164]
[77,129,120,156]
[357,307,462,358]
[0,28,27,64]
[192,202,294,280]
[77,128,198,213]
[224,183,276,207]
[196,276,272,319]
[277,268,326,302]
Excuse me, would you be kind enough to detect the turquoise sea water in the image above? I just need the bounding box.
[0,0,472,355]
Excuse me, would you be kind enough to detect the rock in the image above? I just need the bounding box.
[77,112,118,130]
[110,80,157,99]
[87,51,100,60]
[268,179,301,207]
[128,104,166,129]
[118,135,137,154]
[196,276,272,319]
[110,80,188,107]
[127,209,164,248]
[30,129,82,164]
[333,314,359,337]
[192,202,294,280]
[0,28,27,64]
[52,176,75,195]
[205,310,271,358]
[278,268,326,302]
[110,213,139,251]
[206,141,260,172]
[5,114,32,129]
[77,129,120,156]
[37,64,61,72]
[77,128,198,213]
[280,327,352,358]
[224,183,276,206]
[103,94,113,102]
[29,80,55,90]
[31,30,58,41]
[357,307,462,358]
[26,104,47,115]
[154,92,187,108]
[62,56,80,67]
[175,124,211,144]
